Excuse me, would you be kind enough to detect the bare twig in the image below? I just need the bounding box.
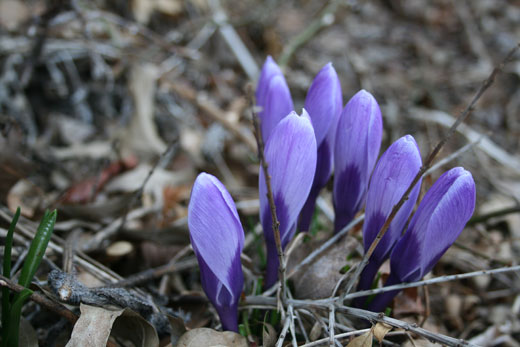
[247,87,288,304]
[243,295,477,346]
[0,274,78,324]
[299,329,371,347]
[276,305,293,347]
[467,205,520,225]
[328,305,335,347]
[343,43,520,294]
[340,264,520,302]
[209,0,259,80]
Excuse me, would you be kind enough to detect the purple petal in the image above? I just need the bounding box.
[304,63,343,146]
[390,167,476,283]
[260,111,317,287]
[256,56,281,106]
[333,90,383,232]
[188,173,244,331]
[198,255,242,331]
[256,57,293,142]
[356,135,422,293]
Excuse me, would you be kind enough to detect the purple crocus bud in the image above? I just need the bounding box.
[256,56,294,142]
[368,167,476,312]
[356,135,422,299]
[260,111,317,288]
[298,63,343,231]
[333,90,383,233]
[188,173,245,332]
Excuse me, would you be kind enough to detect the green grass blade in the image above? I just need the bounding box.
[2,207,21,345]
[5,288,33,347]
[17,210,57,289]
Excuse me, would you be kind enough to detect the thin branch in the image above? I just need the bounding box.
[340,264,520,302]
[342,43,520,294]
[242,295,477,346]
[299,329,371,347]
[0,274,78,324]
[467,205,520,225]
[247,87,288,303]
[276,305,293,347]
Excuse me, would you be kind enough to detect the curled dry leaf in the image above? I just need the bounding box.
[373,322,392,344]
[309,321,322,341]
[176,328,247,347]
[287,235,360,299]
[66,304,159,347]
[262,321,277,347]
[346,330,373,347]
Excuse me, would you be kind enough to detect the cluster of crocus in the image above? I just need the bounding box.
[187,56,476,331]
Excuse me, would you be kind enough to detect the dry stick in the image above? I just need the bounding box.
[342,43,520,295]
[467,205,520,225]
[276,307,293,347]
[0,274,78,324]
[248,89,288,305]
[328,305,335,347]
[242,296,475,347]
[299,329,371,347]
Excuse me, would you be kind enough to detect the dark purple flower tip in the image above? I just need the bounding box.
[305,63,343,146]
[356,135,422,292]
[188,173,245,331]
[260,111,317,287]
[256,57,294,142]
[333,90,383,232]
[389,167,476,284]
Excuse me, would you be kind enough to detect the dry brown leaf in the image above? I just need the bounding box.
[346,330,373,347]
[288,235,360,299]
[66,304,159,347]
[167,314,187,346]
[373,322,392,344]
[0,0,29,31]
[309,321,322,341]
[176,328,247,347]
[262,321,277,347]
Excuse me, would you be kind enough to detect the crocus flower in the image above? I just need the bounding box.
[256,56,294,143]
[333,90,383,233]
[367,167,476,312]
[356,135,422,298]
[260,111,317,288]
[298,63,343,231]
[188,173,245,332]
